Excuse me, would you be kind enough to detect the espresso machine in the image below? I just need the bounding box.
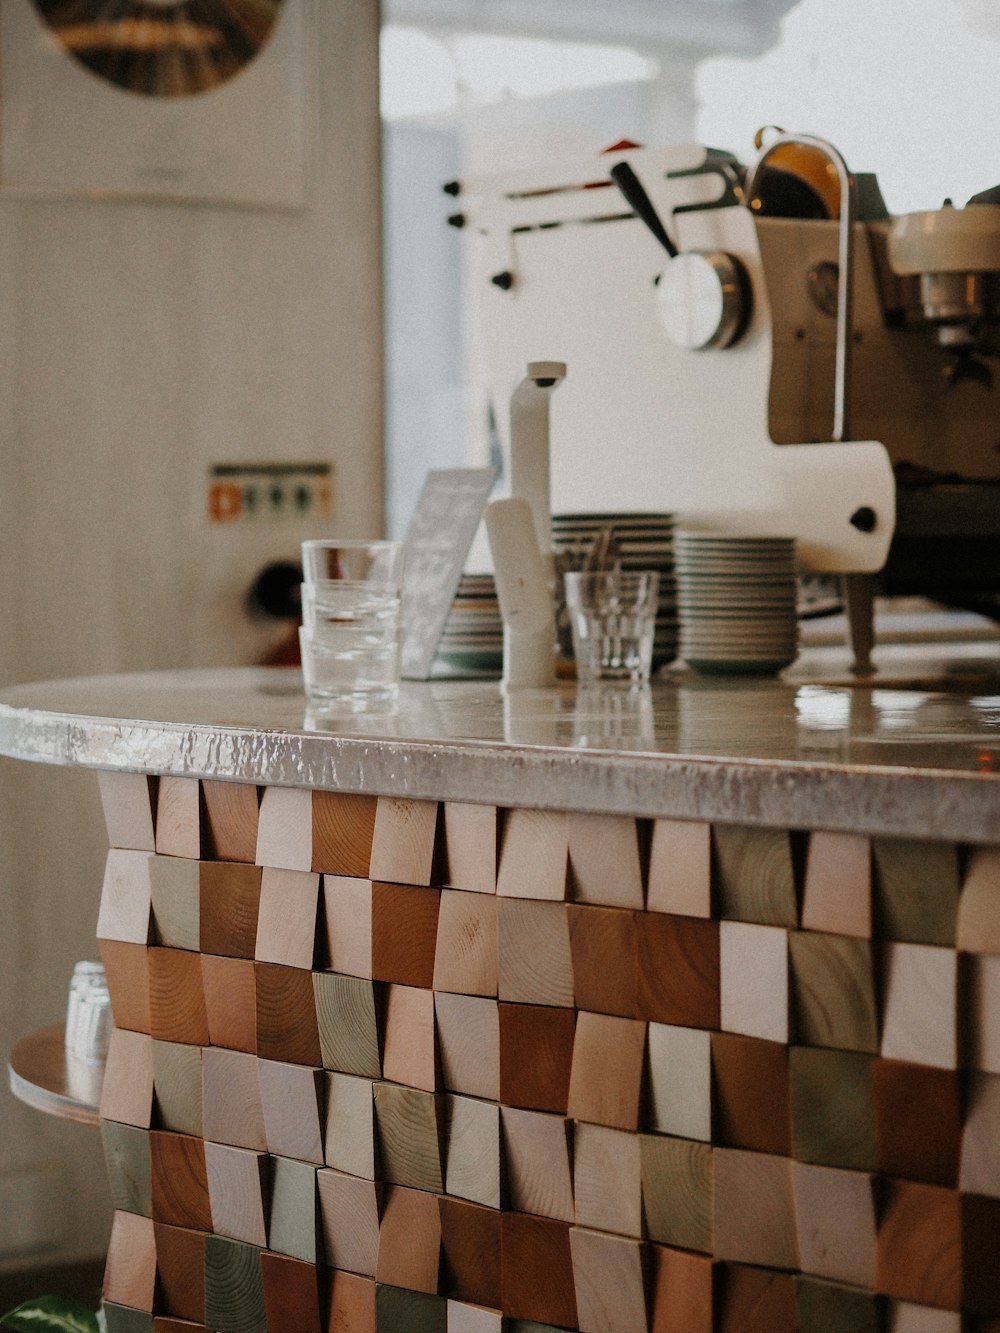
[453,132,1000,670]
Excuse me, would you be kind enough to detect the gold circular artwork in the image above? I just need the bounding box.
[30,0,287,98]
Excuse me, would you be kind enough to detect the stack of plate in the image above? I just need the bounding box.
[675,532,799,675]
[551,513,677,670]
[434,574,503,676]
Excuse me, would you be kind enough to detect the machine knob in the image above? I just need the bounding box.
[247,561,303,619]
[656,250,751,351]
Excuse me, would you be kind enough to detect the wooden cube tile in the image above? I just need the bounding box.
[568,904,638,1018]
[260,1251,324,1333]
[957,846,1000,955]
[720,920,789,1043]
[501,1105,574,1222]
[201,1047,266,1152]
[713,1146,798,1270]
[790,1046,877,1171]
[151,1320,206,1333]
[499,1002,576,1115]
[150,1130,211,1232]
[647,1022,711,1142]
[374,1081,444,1192]
[254,867,320,969]
[713,823,798,928]
[382,984,437,1091]
[103,1210,157,1311]
[573,1121,642,1238]
[204,1141,269,1248]
[497,898,572,1008]
[255,785,312,871]
[375,1285,446,1332]
[875,1178,962,1311]
[970,953,1000,1074]
[496,809,569,902]
[961,1192,1000,1317]
[201,779,260,864]
[153,1221,206,1323]
[718,1264,797,1333]
[635,912,719,1029]
[314,972,384,1078]
[201,954,257,1054]
[793,1275,879,1333]
[881,941,959,1070]
[328,1270,377,1331]
[371,881,441,988]
[369,797,439,886]
[317,1167,382,1276]
[649,1244,714,1333]
[321,874,374,978]
[791,1159,877,1288]
[439,1196,501,1309]
[155,777,202,860]
[961,1072,1000,1197]
[875,838,960,947]
[445,1301,502,1333]
[148,947,210,1046]
[98,848,154,944]
[268,1155,320,1264]
[500,1212,577,1329]
[152,1040,203,1138]
[710,1031,791,1155]
[445,1094,501,1210]
[102,1118,152,1217]
[375,1184,442,1295]
[647,818,712,919]
[203,1235,266,1333]
[312,790,378,878]
[255,961,322,1066]
[258,1058,325,1164]
[149,854,201,953]
[640,1133,713,1253]
[102,1306,155,1333]
[886,1301,962,1332]
[433,890,497,997]
[442,802,497,894]
[436,993,499,1102]
[198,862,262,960]
[569,1227,648,1333]
[789,930,878,1053]
[325,1071,378,1179]
[566,1012,646,1131]
[99,939,151,1034]
[98,771,157,852]
[802,830,872,938]
[873,1059,962,1187]
[567,812,644,909]
[101,1027,154,1128]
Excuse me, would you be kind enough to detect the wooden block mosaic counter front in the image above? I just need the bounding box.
[5,664,1000,1331]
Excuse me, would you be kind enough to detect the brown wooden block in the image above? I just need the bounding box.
[567,812,644,909]
[635,912,720,1028]
[497,898,572,1008]
[569,1227,648,1333]
[718,1264,796,1333]
[970,954,1000,1074]
[150,1130,211,1231]
[99,938,152,1034]
[313,973,383,1078]
[321,875,374,978]
[713,1147,798,1270]
[790,1045,876,1171]
[149,855,201,952]
[259,1058,325,1164]
[103,1210,157,1311]
[254,867,320,969]
[640,1133,713,1252]
[373,1081,444,1192]
[500,1212,577,1328]
[958,847,1000,955]
[98,849,154,944]
[439,1196,501,1309]
[711,1030,791,1155]
[268,1156,320,1264]
[201,779,260,863]
[204,1142,270,1248]
[260,1251,324,1333]
[881,941,959,1070]
[152,1040,203,1137]
[499,1002,576,1114]
[566,1011,646,1131]
[436,993,499,1101]
[501,1105,574,1222]
[201,954,257,1053]
[199,862,262,960]
[156,777,202,860]
[567,904,638,1017]
[873,1059,962,1187]
[371,881,440,988]
[719,920,789,1043]
[374,1285,446,1332]
[648,1022,711,1142]
[791,1159,877,1288]
[433,890,498,997]
[647,818,712,918]
[496,809,569,901]
[875,1178,962,1311]
[201,1047,266,1151]
[99,771,157,852]
[445,1302,502,1333]
[788,930,878,1053]
[650,1244,714,1333]
[369,797,439,886]
[153,1221,206,1323]
[312,790,378,877]
[960,1072,1000,1197]
[375,1184,442,1295]
[317,1168,382,1276]
[443,802,497,894]
[444,1094,501,1210]
[101,1027,154,1128]
[203,1234,266,1333]
[325,1072,378,1179]
[255,961,322,1066]
[713,823,798,927]
[255,785,312,871]
[382,983,437,1091]
[794,1275,879,1333]
[102,1118,152,1217]
[802,830,872,938]
[148,947,210,1046]
[328,1270,377,1332]
[875,838,960,946]
[573,1121,642,1238]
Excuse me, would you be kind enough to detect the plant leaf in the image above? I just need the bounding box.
[0,1296,99,1333]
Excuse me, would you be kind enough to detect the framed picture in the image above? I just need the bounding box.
[1,0,311,207]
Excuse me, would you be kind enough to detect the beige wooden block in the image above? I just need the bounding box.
[791,1159,877,1288]
[720,919,789,1043]
[99,771,156,851]
[325,1071,377,1179]
[383,984,438,1092]
[369,797,439,886]
[874,838,960,946]
[501,1105,574,1222]
[433,890,498,996]
[317,1167,382,1276]
[98,848,154,944]
[888,1303,962,1332]
[446,1302,503,1333]
[789,931,878,1053]
[880,941,958,1070]
[569,1227,648,1333]
[445,1095,502,1210]
[259,1058,325,1164]
[152,1040,203,1138]
[496,809,569,901]
[254,866,320,968]
[255,785,312,871]
[103,1209,157,1311]
[802,831,872,938]
[970,953,1000,1073]
[640,1133,713,1252]
[149,854,201,952]
[204,1141,269,1247]
[573,1121,642,1239]
[647,1023,712,1142]
[321,874,373,977]
[957,846,1000,954]
[713,823,797,928]
[313,972,383,1078]
[567,1012,646,1131]
[374,1081,444,1192]
[154,777,201,860]
[960,1072,1000,1196]
[435,992,500,1102]
[498,898,573,1007]
[443,802,497,894]
[201,1047,266,1151]
[101,1027,154,1128]
[647,818,712,918]
[713,1146,798,1270]
[567,812,644,909]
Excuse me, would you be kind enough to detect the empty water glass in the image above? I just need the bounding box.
[564,570,660,684]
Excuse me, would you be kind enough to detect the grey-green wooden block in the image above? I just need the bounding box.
[376,1284,447,1332]
[788,933,878,1054]
[152,1039,203,1137]
[790,1046,877,1171]
[713,824,798,928]
[204,1234,266,1333]
[639,1132,713,1252]
[313,972,383,1076]
[101,1305,154,1333]
[794,1274,879,1333]
[102,1118,151,1217]
[374,1081,444,1193]
[149,852,201,950]
[873,837,960,945]
[268,1155,320,1264]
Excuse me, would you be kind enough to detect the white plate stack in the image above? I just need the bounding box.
[675,533,799,676]
[434,574,503,676]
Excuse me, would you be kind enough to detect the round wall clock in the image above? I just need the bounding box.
[29,0,287,98]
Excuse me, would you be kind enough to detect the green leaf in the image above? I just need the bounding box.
[0,1297,99,1333]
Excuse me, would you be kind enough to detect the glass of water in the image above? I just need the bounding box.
[300,540,405,711]
[564,570,660,685]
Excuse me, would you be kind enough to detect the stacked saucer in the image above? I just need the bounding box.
[434,574,503,676]
[675,533,799,675]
